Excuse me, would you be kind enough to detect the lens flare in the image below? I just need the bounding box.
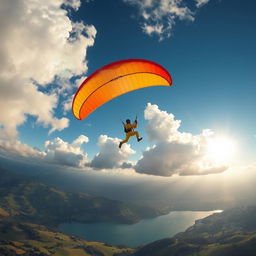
[206,137,236,164]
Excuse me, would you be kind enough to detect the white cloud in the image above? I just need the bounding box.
[97,167,139,176]
[72,135,90,147]
[0,133,90,168]
[44,135,89,167]
[144,102,182,142]
[0,132,135,170]
[143,24,165,37]
[0,137,45,159]
[195,0,210,8]
[0,0,96,138]
[63,97,73,115]
[123,0,210,40]
[75,75,88,88]
[135,103,228,176]
[63,0,81,11]
[90,135,135,169]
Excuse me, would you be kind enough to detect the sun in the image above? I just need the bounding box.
[206,136,236,164]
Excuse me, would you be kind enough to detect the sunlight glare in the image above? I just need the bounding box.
[206,137,236,164]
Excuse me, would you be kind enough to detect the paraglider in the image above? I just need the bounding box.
[72,59,172,120]
[119,117,142,148]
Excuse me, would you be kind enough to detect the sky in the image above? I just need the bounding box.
[0,0,255,180]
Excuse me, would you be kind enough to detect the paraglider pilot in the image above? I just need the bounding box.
[119,118,142,148]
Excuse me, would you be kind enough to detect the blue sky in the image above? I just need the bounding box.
[0,0,255,177]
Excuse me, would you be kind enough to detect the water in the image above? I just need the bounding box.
[59,210,221,247]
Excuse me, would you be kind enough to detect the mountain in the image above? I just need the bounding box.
[0,218,134,256]
[0,166,167,255]
[2,155,254,211]
[0,167,168,227]
[131,205,256,256]
[2,165,256,255]
[2,205,256,256]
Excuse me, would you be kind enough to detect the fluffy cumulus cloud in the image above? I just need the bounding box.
[0,0,96,138]
[135,103,228,176]
[0,134,90,168]
[90,135,135,169]
[44,135,89,167]
[0,138,45,159]
[0,132,136,170]
[123,0,210,40]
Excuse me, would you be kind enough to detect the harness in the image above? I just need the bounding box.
[122,119,137,133]
[122,122,133,133]
[124,126,133,133]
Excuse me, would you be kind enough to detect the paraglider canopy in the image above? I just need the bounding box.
[72,59,172,120]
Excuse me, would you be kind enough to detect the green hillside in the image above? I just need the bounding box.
[0,218,134,256]
[131,206,256,256]
[2,166,256,255]
[0,167,167,227]
[0,167,142,255]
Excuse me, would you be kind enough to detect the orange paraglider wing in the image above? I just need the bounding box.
[72,59,172,120]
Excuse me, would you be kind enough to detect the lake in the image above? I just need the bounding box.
[59,210,221,247]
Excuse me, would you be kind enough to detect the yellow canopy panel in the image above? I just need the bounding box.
[72,59,172,120]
